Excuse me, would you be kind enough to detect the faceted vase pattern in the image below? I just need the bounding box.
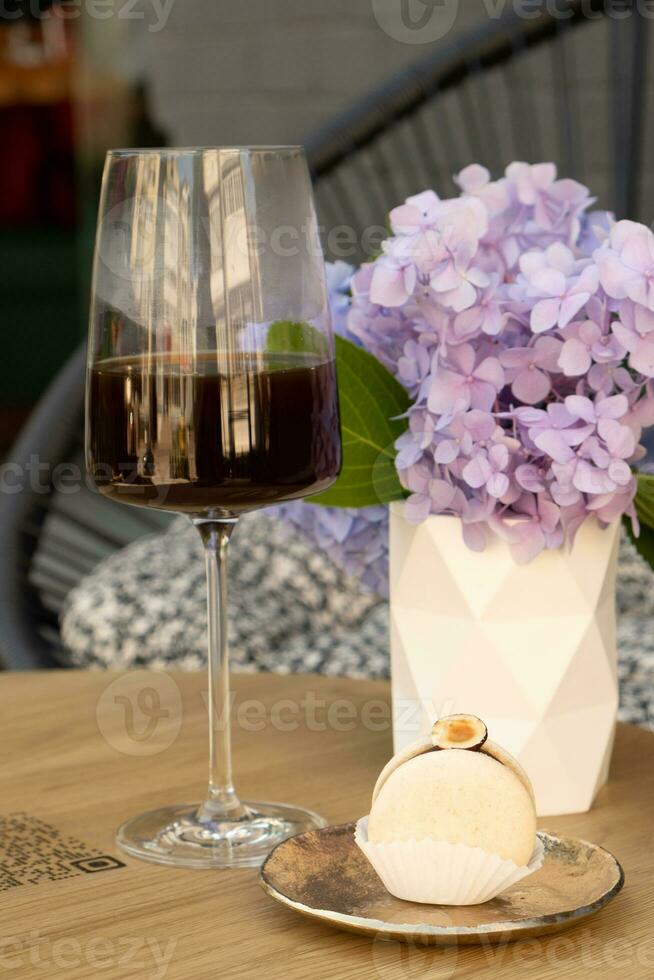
[389,506,621,817]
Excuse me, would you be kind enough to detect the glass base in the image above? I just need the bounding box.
[115,801,327,869]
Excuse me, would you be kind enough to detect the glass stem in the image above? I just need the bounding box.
[193,518,248,824]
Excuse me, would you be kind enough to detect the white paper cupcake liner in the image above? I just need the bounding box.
[355,816,544,906]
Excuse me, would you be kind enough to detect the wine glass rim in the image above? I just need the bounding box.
[106,145,305,156]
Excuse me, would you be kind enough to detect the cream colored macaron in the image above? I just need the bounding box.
[367,715,537,866]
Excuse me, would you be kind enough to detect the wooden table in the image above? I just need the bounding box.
[1,670,652,980]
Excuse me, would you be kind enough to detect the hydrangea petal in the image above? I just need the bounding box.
[456,164,491,192]
[596,254,632,299]
[559,337,592,376]
[629,339,654,377]
[430,479,457,511]
[370,261,412,307]
[565,395,596,423]
[500,348,533,369]
[531,298,561,333]
[434,439,460,464]
[404,493,432,523]
[461,521,487,552]
[512,367,551,405]
[474,356,505,389]
[573,460,615,495]
[487,472,510,499]
[607,460,631,485]
[515,464,546,492]
[534,429,576,464]
[462,455,492,489]
[428,371,469,414]
[558,292,590,329]
[597,394,629,419]
[531,267,567,296]
[509,523,546,564]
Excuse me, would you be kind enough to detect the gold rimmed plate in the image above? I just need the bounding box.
[259,824,624,946]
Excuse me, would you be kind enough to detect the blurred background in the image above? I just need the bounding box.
[2,0,654,673]
[3,0,652,450]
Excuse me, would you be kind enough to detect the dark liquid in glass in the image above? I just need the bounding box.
[87,353,341,517]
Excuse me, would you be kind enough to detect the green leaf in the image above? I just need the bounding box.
[624,516,654,569]
[635,472,654,528]
[309,335,410,508]
[266,320,329,358]
[628,473,654,570]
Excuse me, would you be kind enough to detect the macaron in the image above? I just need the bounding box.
[367,714,537,866]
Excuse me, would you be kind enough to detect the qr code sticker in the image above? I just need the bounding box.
[0,813,125,891]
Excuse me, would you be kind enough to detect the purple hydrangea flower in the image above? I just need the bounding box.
[517,243,599,333]
[500,336,562,404]
[427,343,504,414]
[595,220,654,310]
[344,162,654,563]
[277,501,390,598]
[283,166,654,574]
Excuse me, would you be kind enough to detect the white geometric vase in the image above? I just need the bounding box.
[389,504,621,817]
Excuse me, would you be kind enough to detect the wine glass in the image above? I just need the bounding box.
[85,147,341,868]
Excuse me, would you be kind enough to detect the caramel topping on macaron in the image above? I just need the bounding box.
[431,714,488,751]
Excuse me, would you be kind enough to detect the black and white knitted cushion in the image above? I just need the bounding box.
[61,512,389,679]
[60,517,654,729]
